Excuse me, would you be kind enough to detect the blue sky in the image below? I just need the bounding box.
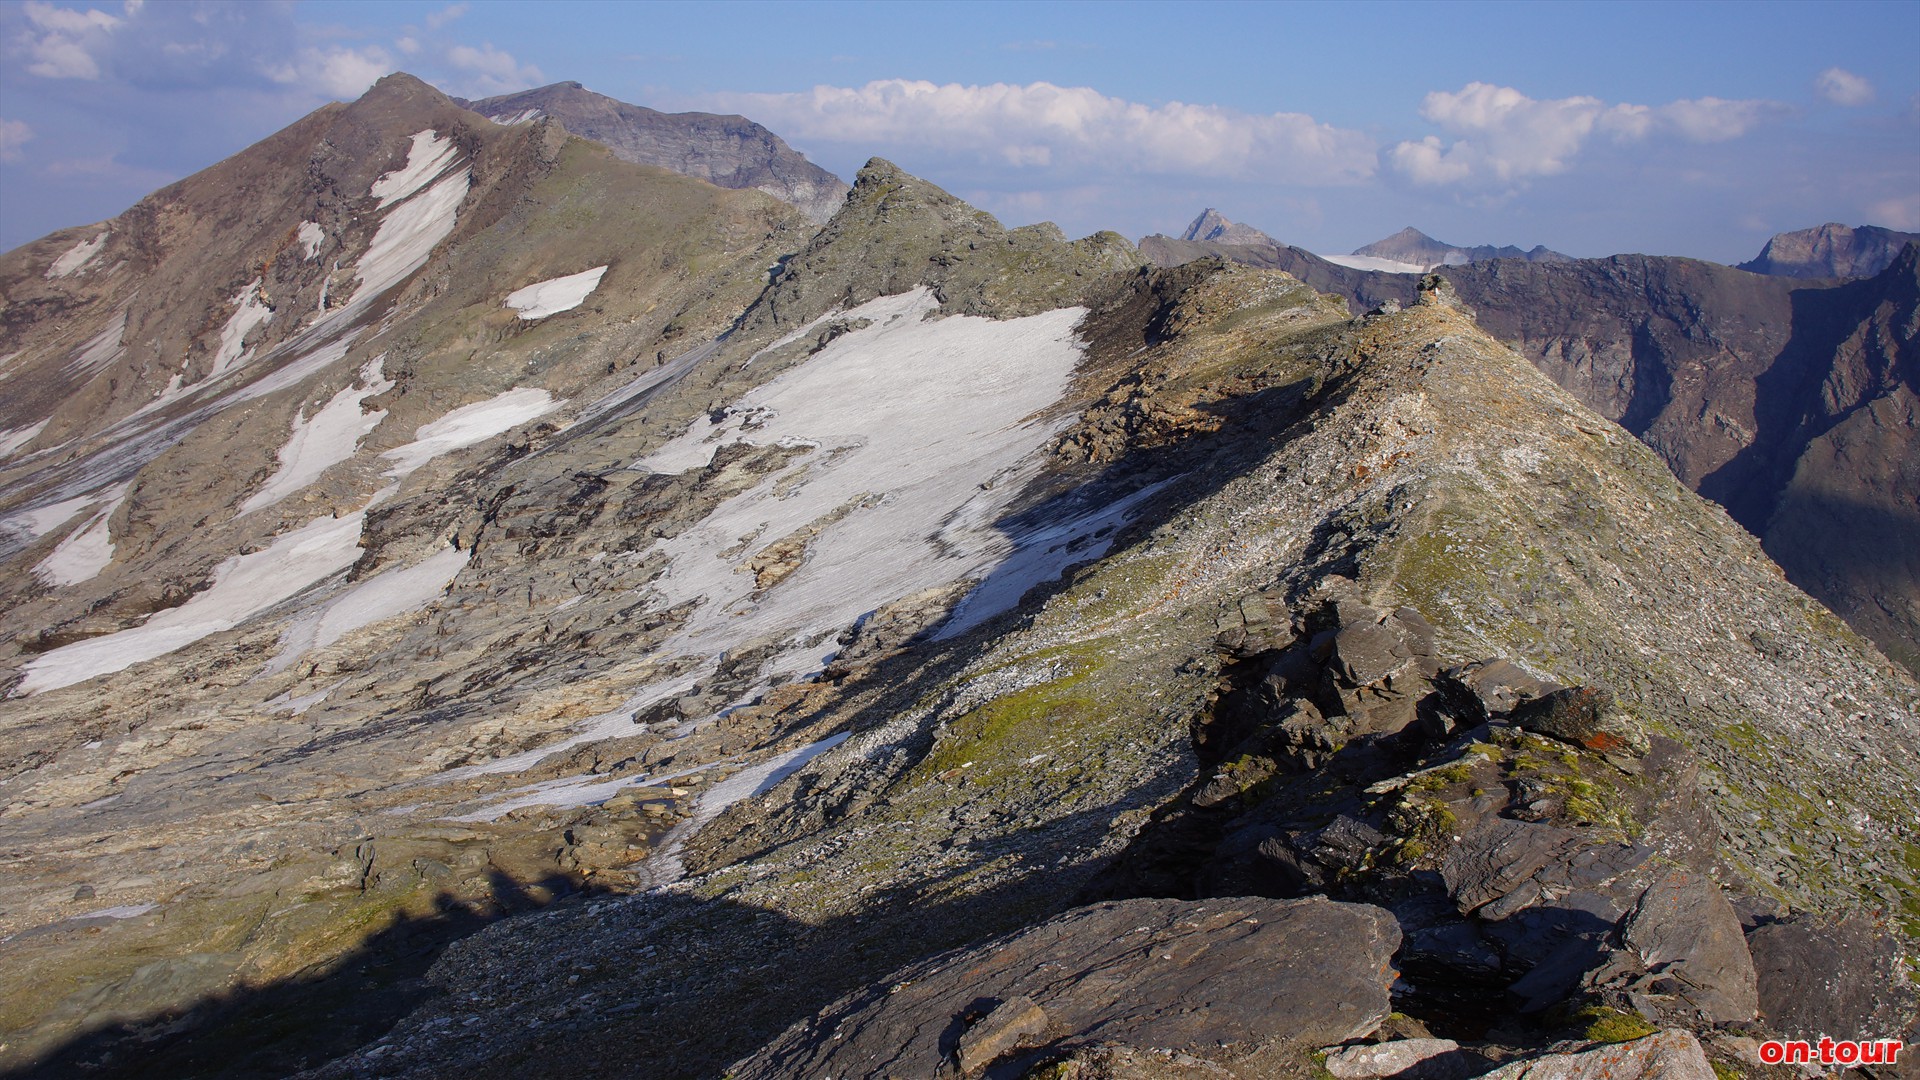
[2,0,1916,261]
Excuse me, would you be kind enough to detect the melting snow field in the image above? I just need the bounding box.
[505,265,609,320]
[239,358,394,514]
[369,130,460,208]
[297,222,325,259]
[209,279,274,380]
[380,387,558,476]
[351,133,468,310]
[19,510,366,695]
[265,544,468,675]
[33,492,122,587]
[635,288,1088,663]
[66,313,126,377]
[47,232,107,279]
[0,420,50,461]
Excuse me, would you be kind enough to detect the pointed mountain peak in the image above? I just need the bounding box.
[1179,209,1275,246]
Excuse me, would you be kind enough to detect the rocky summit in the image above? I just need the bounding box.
[0,75,1917,1080]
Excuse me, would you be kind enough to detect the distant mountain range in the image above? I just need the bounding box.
[1174,211,1570,274]
[1737,222,1920,279]
[460,81,850,223]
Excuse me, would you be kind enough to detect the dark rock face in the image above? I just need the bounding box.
[462,81,849,223]
[729,895,1401,1079]
[1353,226,1572,270]
[1140,236,1920,674]
[1745,914,1917,1039]
[1738,222,1920,280]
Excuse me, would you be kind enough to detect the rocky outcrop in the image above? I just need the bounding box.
[731,896,1401,1079]
[462,81,849,223]
[1738,222,1920,279]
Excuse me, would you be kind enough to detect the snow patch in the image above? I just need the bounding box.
[47,232,107,278]
[505,265,608,320]
[34,491,123,586]
[369,130,460,209]
[239,358,394,514]
[695,732,850,815]
[66,311,126,377]
[297,222,325,260]
[209,279,274,380]
[493,108,542,126]
[0,419,50,461]
[265,544,468,675]
[380,387,559,477]
[1321,253,1429,274]
[351,166,469,307]
[0,491,107,543]
[631,287,1091,673]
[18,510,366,695]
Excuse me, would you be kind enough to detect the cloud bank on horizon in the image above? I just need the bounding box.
[1,0,1916,260]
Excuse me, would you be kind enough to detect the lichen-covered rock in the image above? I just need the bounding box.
[1474,1030,1714,1080]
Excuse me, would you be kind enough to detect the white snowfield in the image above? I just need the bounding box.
[351,130,469,310]
[381,387,559,476]
[239,358,395,515]
[47,232,107,279]
[635,287,1087,662]
[0,419,50,461]
[1321,253,1429,275]
[16,383,562,695]
[297,221,325,260]
[209,279,274,380]
[505,265,609,320]
[369,130,460,209]
[450,287,1185,802]
[265,543,469,676]
[18,510,367,695]
[33,490,124,587]
[66,312,126,377]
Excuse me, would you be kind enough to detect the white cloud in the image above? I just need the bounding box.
[18,0,123,79]
[424,3,469,31]
[395,35,419,55]
[708,79,1377,185]
[444,42,542,95]
[1814,67,1875,107]
[265,45,394,99]
[0,118,34,162]
[1871,193,1920,230]
[1391,82,1786,188]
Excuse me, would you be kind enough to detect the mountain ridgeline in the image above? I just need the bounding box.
[0,76,1915,1080]
[1143,219,1920,676]
[459,81,850,224]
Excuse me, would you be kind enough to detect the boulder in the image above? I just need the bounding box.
[728,896,1402,1078]
[1473,1030,1713,1080]
[1325,1038,1483,1080]
[1614,867,1758,1022]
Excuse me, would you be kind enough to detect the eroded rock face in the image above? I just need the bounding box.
[729,896,1401,1079]
[1737,223,1920,280]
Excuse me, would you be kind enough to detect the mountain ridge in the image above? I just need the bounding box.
[459,80,850,224]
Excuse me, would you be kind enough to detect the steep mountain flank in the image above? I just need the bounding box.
[462,81,850,224]
[1142,236,1920,674]
[1739,222,1920,279]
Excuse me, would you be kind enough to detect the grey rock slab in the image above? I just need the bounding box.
[1619,867,1758,1022]
[1325,1038,1483,1080]
[728,896,1401,1079]
[1473,1030,1714,1080]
